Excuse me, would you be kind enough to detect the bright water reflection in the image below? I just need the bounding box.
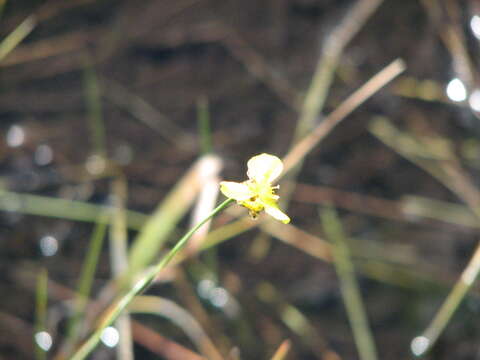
[446,78,467,102]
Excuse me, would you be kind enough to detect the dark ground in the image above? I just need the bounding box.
[2,0,480,359]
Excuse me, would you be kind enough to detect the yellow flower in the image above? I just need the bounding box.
[220,153,290,224]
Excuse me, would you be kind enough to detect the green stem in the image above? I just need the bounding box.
[70,198,233,360]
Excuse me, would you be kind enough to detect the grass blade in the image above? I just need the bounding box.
[411,246,480,356]
[109,176,133,360]
[34,269,48,360]
[63,213,109,354]
[0,190,147,229]
[320,206,378,360]
[0,15,36,63]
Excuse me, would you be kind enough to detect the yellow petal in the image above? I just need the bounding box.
[220,181,254,201]
[246,153,283,184]
[264,203,290,224]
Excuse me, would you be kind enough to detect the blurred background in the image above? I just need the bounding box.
[2,0,480,359]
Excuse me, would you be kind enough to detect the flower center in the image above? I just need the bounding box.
[236,180,280,218]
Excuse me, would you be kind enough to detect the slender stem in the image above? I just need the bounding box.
[70,198,234,360]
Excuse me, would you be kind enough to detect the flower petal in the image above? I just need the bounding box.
[264,203,290,224]
[220,181,254,201]
[246,153,283,184]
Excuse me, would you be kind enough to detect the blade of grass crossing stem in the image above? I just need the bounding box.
[109,176,133,360]
[197,96,212,155]
[0,190,147,230]
[320,206,378,360]
[0,15,36,63]
[201,216,257,251]
[83,59,106,158]
[70,198,233,360]
[34,269,48,360]
[65,214,109,351]
[128,155,221,275]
